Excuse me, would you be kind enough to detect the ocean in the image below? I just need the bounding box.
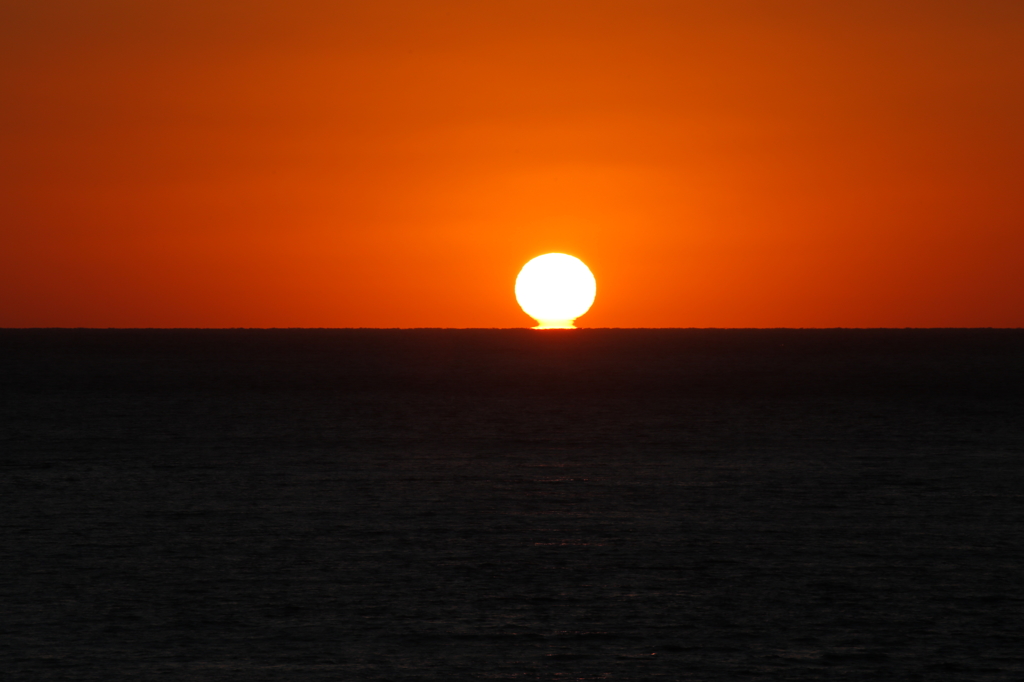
[2,329,1022,680]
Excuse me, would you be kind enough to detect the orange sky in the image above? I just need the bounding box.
[2,0,1022,328]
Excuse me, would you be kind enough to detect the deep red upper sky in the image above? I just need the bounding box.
[3,0,1022,327]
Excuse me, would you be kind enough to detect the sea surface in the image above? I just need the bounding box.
[2,329,1023,681]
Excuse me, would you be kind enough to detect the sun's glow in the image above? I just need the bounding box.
[515,253,597,329]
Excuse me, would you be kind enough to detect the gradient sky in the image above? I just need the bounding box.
[2,0,1022,328]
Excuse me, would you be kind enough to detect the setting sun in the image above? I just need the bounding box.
[515,253,597,329]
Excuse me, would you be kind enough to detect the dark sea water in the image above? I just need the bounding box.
[2,329,1023,681]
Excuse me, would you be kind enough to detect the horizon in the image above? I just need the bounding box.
[4,328,1024,333]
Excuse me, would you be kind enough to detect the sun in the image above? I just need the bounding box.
[515,253,597,329]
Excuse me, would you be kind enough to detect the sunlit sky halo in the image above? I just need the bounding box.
[515,253,597,329]
[2,3,1023,328]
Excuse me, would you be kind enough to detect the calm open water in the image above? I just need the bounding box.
[2,329,1023,681]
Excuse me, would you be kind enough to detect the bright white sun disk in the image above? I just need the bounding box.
[515,253,596,329]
